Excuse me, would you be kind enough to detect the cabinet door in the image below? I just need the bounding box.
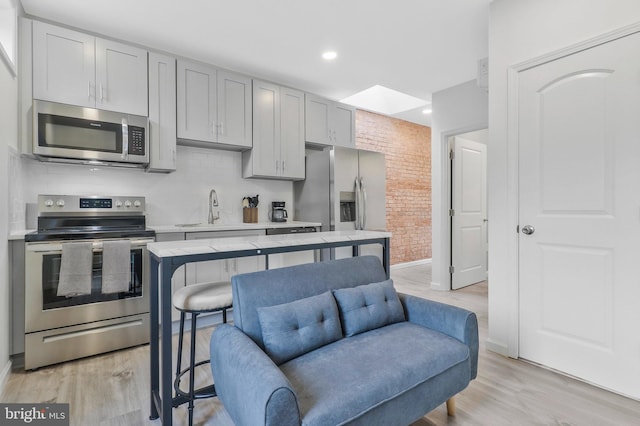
[186,260,226,285]
[177,60,217,143]
[251,80,280,176]
[32,21,95,107]
[231,256,264,277]
[148,52,176,172]
[95,39,148,116]
[280,87,305,179]
[305,93,331,145]
[217,70,252,148]
[332,102,356,148]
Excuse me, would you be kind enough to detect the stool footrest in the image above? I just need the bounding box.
[173,359,216,401]
[172,385,216,408]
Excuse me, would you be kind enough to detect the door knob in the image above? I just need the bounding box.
[521,225,535,235]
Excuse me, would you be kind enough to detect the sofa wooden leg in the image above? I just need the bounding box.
[446,396,456,416]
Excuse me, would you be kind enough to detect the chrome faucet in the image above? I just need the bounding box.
[208,189,220,224]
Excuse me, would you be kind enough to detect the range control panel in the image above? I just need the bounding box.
[38,195,146,216]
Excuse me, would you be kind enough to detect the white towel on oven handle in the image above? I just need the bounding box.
[102,240,131,294]
[57,241,93,297]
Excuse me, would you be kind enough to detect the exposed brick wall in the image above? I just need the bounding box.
[355,110,431,265]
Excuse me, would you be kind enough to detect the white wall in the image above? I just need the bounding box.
[0,24,18,388]
[431,79,488,291]
[11,146,294,231]
[488,0,640,356]
[458,128,488,145]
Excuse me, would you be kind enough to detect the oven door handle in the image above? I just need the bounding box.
[26,238,155,253]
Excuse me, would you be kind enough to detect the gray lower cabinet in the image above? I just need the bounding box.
[10,240,25,356]
[182,230,265,321]
[243,80,305,180]
[154,233,186,321]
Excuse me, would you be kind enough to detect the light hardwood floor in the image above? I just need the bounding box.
[2,263,640,425]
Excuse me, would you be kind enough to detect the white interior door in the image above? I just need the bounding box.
[451,137,487,289]
[518,31,640,399]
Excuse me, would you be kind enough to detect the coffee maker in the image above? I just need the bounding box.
[270,201,288,222]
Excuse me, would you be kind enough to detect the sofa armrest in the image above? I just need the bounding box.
[210,324,301,426]
[399,293,479,379]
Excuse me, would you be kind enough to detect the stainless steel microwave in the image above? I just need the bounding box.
[33,100,149,166]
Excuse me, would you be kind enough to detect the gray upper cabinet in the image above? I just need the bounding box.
[217,70,253,148]
[147,52,177,172]
[280,87,305,179]
[333,102,356,147]
[305,93,355,148]
[32,21,148,116]
[176,60,217,143]
[243,80,304,180]
[177,60,252,149]
[94,38,148,116]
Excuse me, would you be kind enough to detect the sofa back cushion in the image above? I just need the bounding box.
[333,279,405,337]
[232,256,387,348]
[257,291,343,365]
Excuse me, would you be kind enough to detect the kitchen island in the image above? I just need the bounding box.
[147,230,391,425]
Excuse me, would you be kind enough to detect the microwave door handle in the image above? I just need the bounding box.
[121,118,128,160]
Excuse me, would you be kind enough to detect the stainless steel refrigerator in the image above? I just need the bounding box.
[294,146,386,259]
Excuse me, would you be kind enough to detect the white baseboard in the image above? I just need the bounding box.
[430,280,449,291]
[485,338,510,357]
[391,258,432,270]
[0,359,12,394]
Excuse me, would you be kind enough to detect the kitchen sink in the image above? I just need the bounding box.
[174,223,202,227]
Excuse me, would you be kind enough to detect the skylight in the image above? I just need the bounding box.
[340,85,430,115]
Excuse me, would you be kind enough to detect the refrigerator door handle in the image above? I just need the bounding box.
[360,177,367,230]
[354,177,361,230]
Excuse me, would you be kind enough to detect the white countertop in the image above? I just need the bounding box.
[147,230,391,258]
[8,221,322,240]
[9,230,35,240]
[149,221,321,233]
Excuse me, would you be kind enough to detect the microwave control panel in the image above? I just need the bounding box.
[128,126,146,155]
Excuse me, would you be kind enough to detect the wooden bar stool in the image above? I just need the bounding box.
[172,281,232,426]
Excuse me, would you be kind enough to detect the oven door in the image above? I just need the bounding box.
[24,237,154,333]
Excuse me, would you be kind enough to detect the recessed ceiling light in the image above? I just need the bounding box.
[322,51,337,60]
[340,85,430,115]
[422,109,432,114]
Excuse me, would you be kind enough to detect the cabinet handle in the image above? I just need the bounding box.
[88,80,92,100]
[100,83,104,102]
[275,160,279,172]
[282,160,285,172]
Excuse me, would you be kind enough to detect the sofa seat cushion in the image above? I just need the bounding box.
[280,321,471,426]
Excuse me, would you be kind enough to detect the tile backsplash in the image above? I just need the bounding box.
[12,145,294,231]
[8,147,25,231]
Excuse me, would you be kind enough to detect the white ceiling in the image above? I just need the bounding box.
[20,0,490,127]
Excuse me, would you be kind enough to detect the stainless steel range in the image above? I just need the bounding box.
[24,195,155,370]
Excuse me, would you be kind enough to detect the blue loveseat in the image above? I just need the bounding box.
[210,256,478,426]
